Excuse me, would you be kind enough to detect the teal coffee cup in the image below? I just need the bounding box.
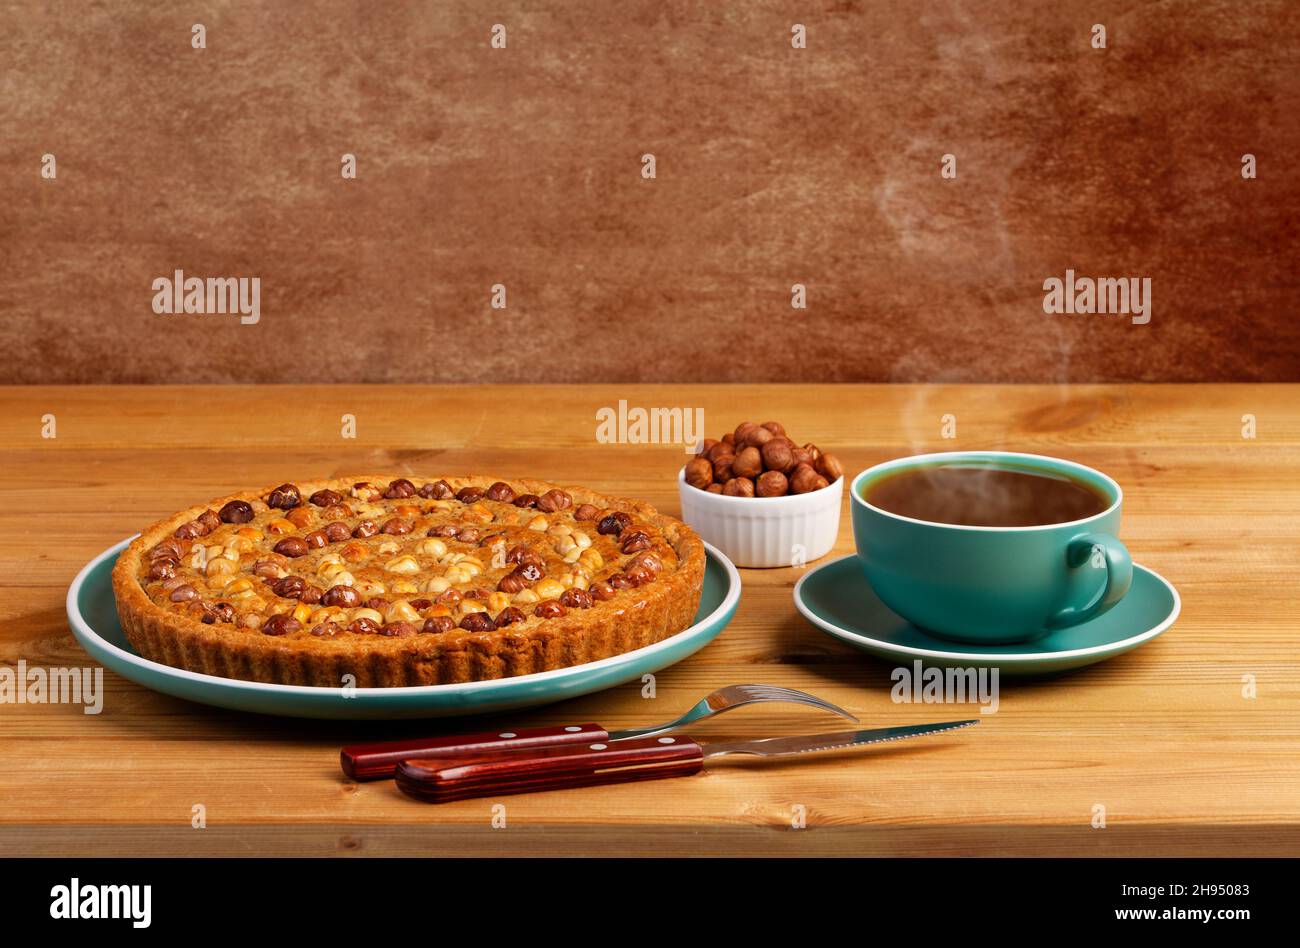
[850,452,1133,644]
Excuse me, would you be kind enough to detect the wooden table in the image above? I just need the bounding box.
[2,384,1297,856]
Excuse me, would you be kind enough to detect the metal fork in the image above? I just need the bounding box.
[607,683,857,741]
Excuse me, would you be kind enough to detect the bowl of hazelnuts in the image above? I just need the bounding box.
[678,421,844,568]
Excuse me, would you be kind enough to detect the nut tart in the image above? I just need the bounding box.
[112,476,707,687]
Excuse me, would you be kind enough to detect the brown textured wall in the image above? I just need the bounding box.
[1,0,1297,384]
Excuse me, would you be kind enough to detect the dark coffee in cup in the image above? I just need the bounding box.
[861,463,1110,528]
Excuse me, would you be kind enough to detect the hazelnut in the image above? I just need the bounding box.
[733,422,758,445]
[789,463,820,494]
[625,565,655,587]
[723,477,755,497]
[732,446,763,479]
[497,572,527,594]
[812,474,830,491]
[761,421,786,437]
[802,443,822,463]
[513,493,540,508]
[262,614,302,636]
[309,489,344,507]
[742,426,774,449]
[756,470,789,497]
[706,483,724,494]
[273,537,310,558]
[534,601,566,619]
[620,530,652,554]
[711,452,736,482]
[384,478,417,499]
[761,438,794,473]
[218,500,255,524]
[574,503,601,521]
[267,484,302,509]
[495,607,527,627]
[270,576,307,599]
[485,481,516,503]
[559,588,593,609]
[515,561,544,583]
[422,616,456,634]
[537,489,573,512]
[283,507,313,527]
[816,452,844,482]
[322,585,362,608]
[459,612,496,632]
[427,480,455,499]
[721,432,735,447]
[685,457,713,490]
[324,521,351,543]
[169,584,198,602]
[457,486,487,504]
[303,530,328,549]
[790,446,813,469]
[379,621,417,637]
[589,581,617,601]
[597,512,632,536]
[697,438,718,457]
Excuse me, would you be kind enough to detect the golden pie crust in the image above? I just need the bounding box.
[111,476,707,687]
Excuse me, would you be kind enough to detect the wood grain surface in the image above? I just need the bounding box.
[1,384,1298,856]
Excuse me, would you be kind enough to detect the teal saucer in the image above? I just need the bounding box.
[794,555,1178,676]
[67,538,741,719]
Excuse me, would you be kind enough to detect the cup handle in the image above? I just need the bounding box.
[1048,532,1133,629]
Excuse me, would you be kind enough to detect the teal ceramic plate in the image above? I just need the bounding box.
[794,555,1178,676]
[68,538,741,719]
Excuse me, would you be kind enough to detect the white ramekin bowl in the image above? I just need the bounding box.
[677,468,843,568]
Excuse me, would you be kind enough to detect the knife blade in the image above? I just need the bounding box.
[701,720,978,758]
[394,719,978,803]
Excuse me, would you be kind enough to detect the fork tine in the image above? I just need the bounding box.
[727,684,857,721]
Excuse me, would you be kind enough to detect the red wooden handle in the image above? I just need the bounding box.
[340,723,607,781]
[394,736,706,803]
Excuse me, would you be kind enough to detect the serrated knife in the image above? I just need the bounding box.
[394,719,978,803]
